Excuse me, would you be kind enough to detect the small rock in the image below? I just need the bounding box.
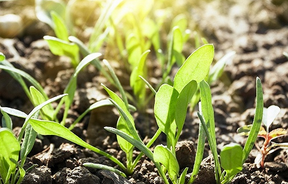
[176,140,196,170]
[0,14,23,38]
[22,166,52,184]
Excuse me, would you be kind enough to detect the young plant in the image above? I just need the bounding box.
[0,91,66,184]
[198,77,263,184]
[0,87,127,180]
[0,52,104,127]
[238,105,288,168]
[105,44,214,183]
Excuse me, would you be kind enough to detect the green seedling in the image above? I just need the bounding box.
[198,77,263,184]
[37,0,122,68]
[238,105,288,168]
[0,90,66,184]
[0,88,126,180]
[105,44,214,183]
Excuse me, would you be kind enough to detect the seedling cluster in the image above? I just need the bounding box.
[0,0,280,184]
[238,105,288,168]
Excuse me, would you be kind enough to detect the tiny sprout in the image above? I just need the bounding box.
[238,105,288,168]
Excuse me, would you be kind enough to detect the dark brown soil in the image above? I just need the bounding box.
[1,0,288,184]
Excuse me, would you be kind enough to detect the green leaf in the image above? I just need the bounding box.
[126,33,142,68]
[154,145,179,182]
[172,27,184,66]
[178,167,188,184]
[104,126,170,184]
[174,44,214,92]
[0,107,27,119]
[0,128,20,183]
[30,86,54,120]
[154,84,178,138]
[59,53,102,125]
[102,85,138,139]
[28,118,125,170]
[199,80,221,183]
[242,77,263,163]
[20,124,37,163]
[35,0,66,29]
[88,0,123,52]
[130,50,150,104]
[83,163,126,177]
[51,11,69,41]
[116,117,134,154]
[1,109,13,130]
[220,143,243,176]
[44,35,79,67]
[175,80,197,140]
[237,125,253,136]
[0,52,5,61]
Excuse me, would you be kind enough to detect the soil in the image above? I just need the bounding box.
[1,0,288,184]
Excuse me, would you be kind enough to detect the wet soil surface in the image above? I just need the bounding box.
[1,0,288,183]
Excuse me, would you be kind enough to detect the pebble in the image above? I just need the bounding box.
[0,14,23,38]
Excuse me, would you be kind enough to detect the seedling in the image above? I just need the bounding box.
[105,44,214,184]
[198,77,263,184]
[0,87,127,181]
[238,105,288,168]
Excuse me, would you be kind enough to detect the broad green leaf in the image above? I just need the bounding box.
[220,143,243,183]
[28,118,125,170]
[220,143,243,174]
[0,128,20,183]
[20,124,37,162]
[154,145,179,182]
[242,77,263,163]
[0,52,5,61]
[30,86,54,120]
[44,35,79,67]
[175,80,197,140]
[154,84,178,136]
[262,105,280,132]
[51,11,69,41]
[174,44,214,92]
[130,50,150,103]
[126,33,142,68]
[35,0,66,29]
[1,109,13,130]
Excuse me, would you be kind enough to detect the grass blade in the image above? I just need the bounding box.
[242,77,263,163]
